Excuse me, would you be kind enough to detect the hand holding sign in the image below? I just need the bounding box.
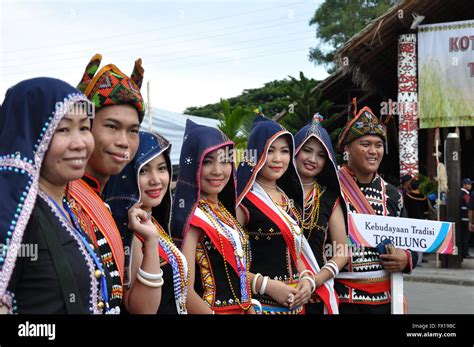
[348,213,455,255]
[380,248,409,272]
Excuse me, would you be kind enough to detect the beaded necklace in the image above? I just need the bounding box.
[272,202,303,261]
[45,193,110,313]
[302,181,324,236]
[256,183,302,260]
[151,218,189,314]
[198,199,252,311]
[256,180,303,227]
[270,187,303,233]
[255,179,276,189]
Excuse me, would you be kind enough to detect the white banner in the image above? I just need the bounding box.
[418,20,474,128]
[348,213,456,254]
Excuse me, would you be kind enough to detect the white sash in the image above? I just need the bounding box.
[251,183,339,314]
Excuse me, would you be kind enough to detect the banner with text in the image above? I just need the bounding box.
[418,20,474,128]
[348,213,455,254]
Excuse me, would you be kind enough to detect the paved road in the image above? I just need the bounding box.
[405,281,474,314]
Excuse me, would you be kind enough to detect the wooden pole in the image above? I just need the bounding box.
[397,33,419,179]
[435,128,440,268]
[435,128,441,221]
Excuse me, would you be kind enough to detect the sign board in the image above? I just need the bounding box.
[418,20,474,128]
[348,213,456,255]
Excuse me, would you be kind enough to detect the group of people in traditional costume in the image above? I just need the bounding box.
[0,55,416,315]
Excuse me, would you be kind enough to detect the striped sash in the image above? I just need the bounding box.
[69,179,124,284]
[337,166,390,293]
[338,166,376,215]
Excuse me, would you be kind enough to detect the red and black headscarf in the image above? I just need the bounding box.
[77,54,145,122]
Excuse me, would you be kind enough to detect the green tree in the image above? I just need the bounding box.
[184,79,296,120]
[281,72,334,134]
[185,73,340,156]
[309,0,394,72]
[279,71,347,163]
[216,99,253,149]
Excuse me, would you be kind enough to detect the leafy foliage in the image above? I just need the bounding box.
[309,0,394,71]
[184,79,295,120]
[281,72,334,134]
[419,174,437,196]
[216,99,253,149]
[185,72,343,159]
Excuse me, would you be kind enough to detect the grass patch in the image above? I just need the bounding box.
[419,60,474,128]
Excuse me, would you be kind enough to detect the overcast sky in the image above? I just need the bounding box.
[1,0,327,113]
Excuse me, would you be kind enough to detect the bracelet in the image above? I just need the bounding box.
[325,260,339,277]
[252,273,262,295]
[136,272,164,288]
[299,270,315,281]
[324,260,338,275]
[259,276,269,295]
[322,264,336,278]
[138,267,163,281]
[328,259,339,275]
[251,299,263,315]
[300,276,316,293]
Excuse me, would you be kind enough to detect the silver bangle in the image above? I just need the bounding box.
[322,264,336,278]
[259,276,269,295]
[301,276,316,293]
[252,273,262,295]
[138,267,163,281]
[326,260,339,276]
[136,272,164,288]
[299,270,315,281]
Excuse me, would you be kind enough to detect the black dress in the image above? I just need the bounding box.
[302,187,339,314]
[303,188,339,269]
[404,192,429,220]
[156,262,178,314]
[123,219,188,315]
[121,254,181,315]
[154,223,188,314]
[194,233,245,313]
[241,196,301,314]
[7,197,110,314]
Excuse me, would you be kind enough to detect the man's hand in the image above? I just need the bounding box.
[379,248,408,272]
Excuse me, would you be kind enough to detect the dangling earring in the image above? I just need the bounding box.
[343,151,350,162]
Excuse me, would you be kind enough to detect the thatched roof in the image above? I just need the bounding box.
[275,0,473,129]
[309,0,473,180]
[333,0,473,99]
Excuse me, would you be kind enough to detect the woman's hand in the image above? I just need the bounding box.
[246,306,256,315]
[291,278,312,309]
[128,203,158,242]
[265,279,298,308]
